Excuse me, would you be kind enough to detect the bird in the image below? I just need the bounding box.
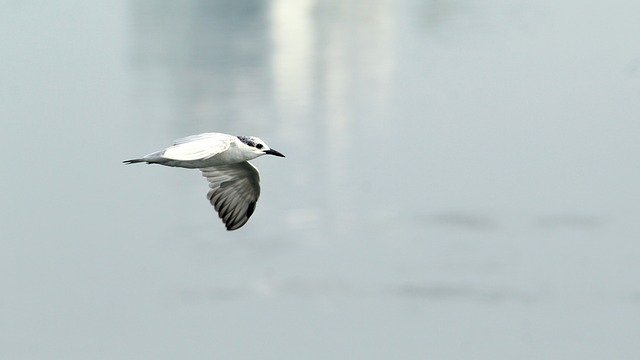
[124,132,285,231]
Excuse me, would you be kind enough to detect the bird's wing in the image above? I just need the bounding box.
[172,132,222,145]
[201,162,261,231]
[163,133,232,161]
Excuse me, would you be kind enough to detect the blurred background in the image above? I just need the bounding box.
[2,0,640,358]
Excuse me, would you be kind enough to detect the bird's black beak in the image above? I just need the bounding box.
[264,149,285,158]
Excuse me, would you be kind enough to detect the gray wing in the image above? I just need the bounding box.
[172,132,224,145]
[163,133,232,161]
[201,162,261,231]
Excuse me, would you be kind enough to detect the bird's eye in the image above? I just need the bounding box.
[256,144,263,149]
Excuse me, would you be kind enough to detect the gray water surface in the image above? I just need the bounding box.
[2,0,640,358]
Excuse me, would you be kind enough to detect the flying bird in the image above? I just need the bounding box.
[124,132,285,230]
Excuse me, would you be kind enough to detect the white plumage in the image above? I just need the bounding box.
[124,132,285,231]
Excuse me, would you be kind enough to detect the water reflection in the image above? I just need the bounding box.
[394,283,536,303]
[130,0,396,237]
[5,0,638,358]
[425,211,498,231]
[180,278,355,302]
[131,0,273,130]
[180,280,537,304]
[415,0,469,30]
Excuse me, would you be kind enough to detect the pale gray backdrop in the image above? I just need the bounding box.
[2,0,640,358]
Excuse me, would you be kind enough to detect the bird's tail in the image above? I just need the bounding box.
[123,158,147,165]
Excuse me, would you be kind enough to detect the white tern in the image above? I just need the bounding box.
[124,132,285,230]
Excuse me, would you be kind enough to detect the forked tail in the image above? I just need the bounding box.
[123,158,146,164]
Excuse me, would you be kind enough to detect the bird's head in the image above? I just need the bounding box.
[237,136,285,158]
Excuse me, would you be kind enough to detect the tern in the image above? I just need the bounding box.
[124,132,285,231]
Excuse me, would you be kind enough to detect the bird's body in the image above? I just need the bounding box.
[124,132,285,231]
